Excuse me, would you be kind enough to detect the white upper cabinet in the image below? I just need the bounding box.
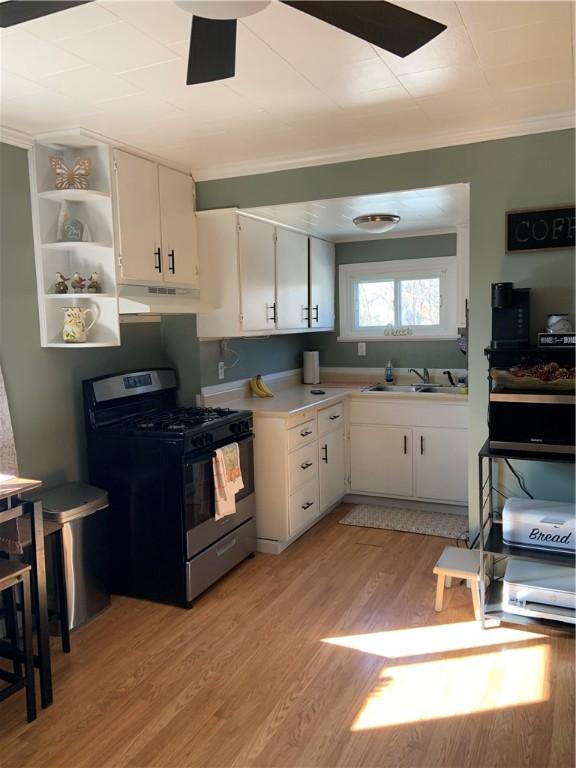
[196,210,336,338]
[276,228,309,330]
[309,237,335,330]
[113,150,198,287]
[114,150,161,284]
[158,165,199,287]
[238,216,276,332]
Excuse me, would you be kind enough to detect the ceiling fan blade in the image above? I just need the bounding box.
[0,1,93,28]
[281,1,446,57]
[186,16,237,85]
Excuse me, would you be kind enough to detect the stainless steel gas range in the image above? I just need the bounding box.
[83,368,255,607]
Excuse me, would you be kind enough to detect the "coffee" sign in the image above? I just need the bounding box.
[506,206,575,252]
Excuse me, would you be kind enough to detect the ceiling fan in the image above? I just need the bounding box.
[0,1,447,86]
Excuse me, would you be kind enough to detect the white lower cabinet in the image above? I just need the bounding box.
[319,427,346,511]
[253,400,346,553]
[349,398,468,506]
[350,426,413,497]
[414,427,468,504]
[289,480,320,537]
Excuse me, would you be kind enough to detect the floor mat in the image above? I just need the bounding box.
[339,504,469,540]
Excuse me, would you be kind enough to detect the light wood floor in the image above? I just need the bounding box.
[1,505,574,768]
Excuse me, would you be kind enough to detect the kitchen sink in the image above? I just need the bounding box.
[364,384,460,394]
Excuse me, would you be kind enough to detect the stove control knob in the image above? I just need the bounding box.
[230,422,238,434]
[242,420,251,433]
[206,433,214,444]
[192,435,203,448]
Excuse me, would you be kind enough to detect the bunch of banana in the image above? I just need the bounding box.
[249,374,274,398]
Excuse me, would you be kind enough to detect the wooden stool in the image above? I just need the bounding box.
[0,560,36,722]
[433,546,481,620]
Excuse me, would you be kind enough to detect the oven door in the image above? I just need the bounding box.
[183,433,255,559]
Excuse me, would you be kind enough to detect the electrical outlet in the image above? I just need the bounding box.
[357,342,366,357]
[218,362,225,380]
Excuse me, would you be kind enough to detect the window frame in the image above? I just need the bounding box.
[338,256,458,341]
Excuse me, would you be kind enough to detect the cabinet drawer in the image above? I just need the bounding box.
[318,402,344,435]
[288,419,317,452]
[289,480,320,537]
[289,443,318,493]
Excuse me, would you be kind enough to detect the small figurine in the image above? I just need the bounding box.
[70,272,86,293]
[86,271,102,294]
[49,156,92,190]
[54,272,69,294]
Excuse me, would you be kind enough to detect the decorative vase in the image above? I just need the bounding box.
[62,307,97,343]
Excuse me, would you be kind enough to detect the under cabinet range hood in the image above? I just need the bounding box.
[118,284,213,315]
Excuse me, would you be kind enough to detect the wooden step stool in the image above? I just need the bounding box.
[433,546,481,620]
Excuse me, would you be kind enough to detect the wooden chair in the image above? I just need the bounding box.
[0,560,36,722]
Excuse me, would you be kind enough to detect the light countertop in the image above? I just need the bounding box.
[222,383,468,418]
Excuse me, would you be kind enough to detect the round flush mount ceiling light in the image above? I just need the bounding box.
[352,214,401,234]
[175,1,271,19]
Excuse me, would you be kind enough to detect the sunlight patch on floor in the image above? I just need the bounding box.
[350,643,550,730]
[322,620,547,659]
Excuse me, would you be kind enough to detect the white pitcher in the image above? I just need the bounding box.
[62,306,97,343]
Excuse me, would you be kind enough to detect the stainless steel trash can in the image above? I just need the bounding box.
[32,483,110,631]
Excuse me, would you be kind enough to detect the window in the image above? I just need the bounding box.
[339,256,457,340]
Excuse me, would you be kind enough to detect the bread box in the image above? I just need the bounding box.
[502,497,575,554]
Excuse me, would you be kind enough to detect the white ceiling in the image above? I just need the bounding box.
[1,1,574,180]
[242,183,469,241]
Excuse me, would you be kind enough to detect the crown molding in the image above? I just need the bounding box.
[193,112,575,181]
[0,125,33,150]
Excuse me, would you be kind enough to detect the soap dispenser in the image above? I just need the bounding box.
[385,360,394,383]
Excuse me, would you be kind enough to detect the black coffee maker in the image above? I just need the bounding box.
[490,282,530,349]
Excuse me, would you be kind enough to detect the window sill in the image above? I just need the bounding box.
[337,335,459,342]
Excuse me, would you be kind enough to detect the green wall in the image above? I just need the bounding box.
[198,130,576,520]
[312,232,464,370]
[0,143,168,486]
[161,315,307,394]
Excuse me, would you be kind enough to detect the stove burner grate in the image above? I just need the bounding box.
[125,406,235,433]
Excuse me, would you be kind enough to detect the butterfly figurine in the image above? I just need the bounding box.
[49,156,92,190]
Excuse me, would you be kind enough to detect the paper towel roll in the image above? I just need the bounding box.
[303,351,320,384]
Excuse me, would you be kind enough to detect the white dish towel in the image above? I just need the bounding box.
[213,443,244,520]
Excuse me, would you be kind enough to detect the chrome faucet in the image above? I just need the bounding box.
[409,368,430,384]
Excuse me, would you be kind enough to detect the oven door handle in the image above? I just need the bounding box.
[183,432,254,468]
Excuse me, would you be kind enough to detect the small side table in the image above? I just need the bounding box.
[0,475,53,707]
[433,546,481,620]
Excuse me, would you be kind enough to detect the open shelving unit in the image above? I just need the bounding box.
[477,442,575,632]
[29,132,121,347]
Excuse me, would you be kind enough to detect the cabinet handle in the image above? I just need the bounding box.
[168,249,175,274]
[267,302,277,322]
[404,435,408,455]
[312,304,319,322]
[300,429,312,437]
[216,537,236,557]
[329,414,340,421]
[321,444,328,463]
[420,435,424,455]
[154,247,162,272]
[301,501,314,510]
[300,461,313,469]
[302,305,309,323]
